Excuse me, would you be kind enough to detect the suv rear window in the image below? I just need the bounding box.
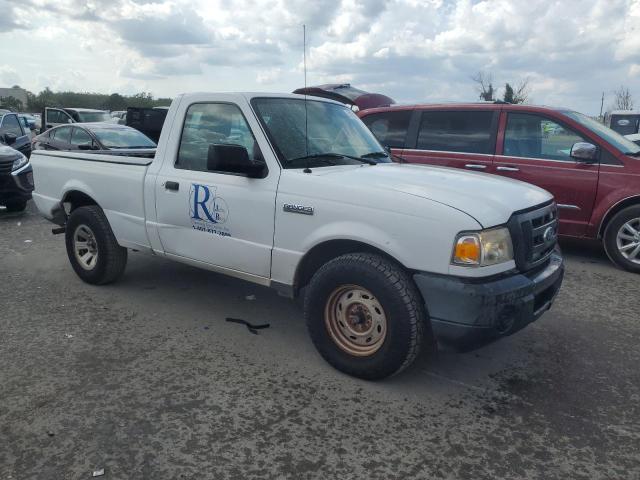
[361,111,412,149]
[417,111,495,154]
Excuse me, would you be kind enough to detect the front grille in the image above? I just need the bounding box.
[508,202,558,272]
[0,158,13,175]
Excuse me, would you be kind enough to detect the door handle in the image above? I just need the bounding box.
[465,164,486,170]
[164,181,179,191]
[497,166,520,172]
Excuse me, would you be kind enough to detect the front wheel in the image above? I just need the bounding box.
[65,205,128,284]
[304,253,427,380]
[604,205,640,274]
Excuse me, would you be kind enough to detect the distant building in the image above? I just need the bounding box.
[0,86,28,107]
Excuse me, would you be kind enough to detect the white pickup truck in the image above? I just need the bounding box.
[31,92,564,379]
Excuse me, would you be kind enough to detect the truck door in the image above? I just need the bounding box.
[0,113,31,157]
[494,112,599,237]
[42,108,74,133]
[154,101,278,280]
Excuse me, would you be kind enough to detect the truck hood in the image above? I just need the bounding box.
[313,163,553,227]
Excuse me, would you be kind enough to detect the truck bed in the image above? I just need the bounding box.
[30,150,154,252]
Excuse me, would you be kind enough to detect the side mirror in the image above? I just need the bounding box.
[2,132,17,145]
[207,144,266,178]
[78,143,96,151]
[570,142,598,163]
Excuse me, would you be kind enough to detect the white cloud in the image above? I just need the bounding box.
[256,68,283,85]
[0,0,639,114]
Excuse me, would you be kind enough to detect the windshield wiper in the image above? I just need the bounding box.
[625,151,640,157]
[288,152,377,166]
[287,153,340,167]
[362,150,405,163]
[341,153,377,165]
[361,151,388,159]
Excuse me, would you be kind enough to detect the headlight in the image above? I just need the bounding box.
[12,153,28,172]
[452,227,514,267]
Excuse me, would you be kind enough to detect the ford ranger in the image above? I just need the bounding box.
[31,93,564,379]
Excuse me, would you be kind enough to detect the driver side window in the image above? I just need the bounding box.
[1,115,24,136]
[176,103,257,172]
[504,113,589,161]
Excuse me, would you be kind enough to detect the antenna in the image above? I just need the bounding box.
[303,24,311,173]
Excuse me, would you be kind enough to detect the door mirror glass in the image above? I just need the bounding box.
[78,143,96,150]
[207,143,266,178]
[570,142,598,163]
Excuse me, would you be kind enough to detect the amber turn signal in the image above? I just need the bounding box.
[453,235,481,265]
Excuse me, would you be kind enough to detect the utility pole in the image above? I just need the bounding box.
[599,91,605,122]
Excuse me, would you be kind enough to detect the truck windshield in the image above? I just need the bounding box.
[251,97,391,168]
[563,110,640,156]
[76,111,111,123]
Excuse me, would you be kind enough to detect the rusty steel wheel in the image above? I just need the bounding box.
[324,284,388,357]
[305,253,426,379]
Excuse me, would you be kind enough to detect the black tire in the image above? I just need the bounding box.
[4,200,27,212]
[65,205,128,284]
[604,205,640,274]
[304,253,427,380]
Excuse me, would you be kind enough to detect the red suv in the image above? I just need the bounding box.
[359,103,640,273]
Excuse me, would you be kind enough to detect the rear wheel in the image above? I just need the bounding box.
[304,253,427,380]
[4,200,27,212]
[604,205,640,274]
[65,205,128,284]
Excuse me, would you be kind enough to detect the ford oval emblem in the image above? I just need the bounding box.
[543,226,556,242]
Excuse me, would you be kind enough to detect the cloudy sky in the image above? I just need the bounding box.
[1,0,639,114]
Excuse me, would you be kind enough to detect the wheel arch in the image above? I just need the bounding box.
[293,239,411,296]
[598,195,640,238]
[61,189,99,212]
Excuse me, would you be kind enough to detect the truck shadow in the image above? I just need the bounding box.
[91,234,623,395]
[0,206,29,221]
[558,237,610,267]
[114,253,538,393]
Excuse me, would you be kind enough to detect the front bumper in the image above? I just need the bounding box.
[414,251,564,351]
[0,164,34,204]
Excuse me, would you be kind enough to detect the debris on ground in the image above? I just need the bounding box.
[226,317,270,335]
[24,239,32,243]
[92,468,105,477]
[245,294,256,301]
[64,334,73,339]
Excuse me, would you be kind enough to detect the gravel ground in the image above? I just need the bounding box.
[1,203,639,479]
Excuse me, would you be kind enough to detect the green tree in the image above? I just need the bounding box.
[104,93,127,111]
[503,83,514,103]
[24,88,173,113]
[0,96,24,111]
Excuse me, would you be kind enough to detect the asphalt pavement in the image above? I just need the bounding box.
[1,203,638,479]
